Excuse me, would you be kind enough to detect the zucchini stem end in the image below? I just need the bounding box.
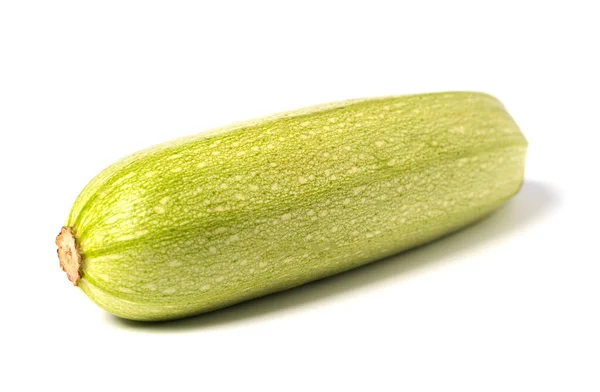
[56,226,81,286]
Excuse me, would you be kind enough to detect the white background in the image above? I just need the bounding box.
[1,1,598,391]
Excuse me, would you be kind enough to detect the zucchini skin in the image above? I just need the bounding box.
[62,92,527,321]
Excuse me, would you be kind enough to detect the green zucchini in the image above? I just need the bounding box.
[56,91,527,321]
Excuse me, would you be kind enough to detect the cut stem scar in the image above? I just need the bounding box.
[56,226,82,286]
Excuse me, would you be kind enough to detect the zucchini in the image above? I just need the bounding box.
[56,91,527,321]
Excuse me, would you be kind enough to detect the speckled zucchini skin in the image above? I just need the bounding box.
[64,92,527,321]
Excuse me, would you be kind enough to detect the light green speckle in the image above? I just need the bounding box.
[67,91,527,321]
